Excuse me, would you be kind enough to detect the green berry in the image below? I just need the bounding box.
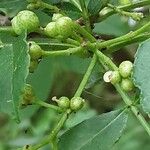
[56,17,74,38]
[70,97,85,111]
[44,22,58,38]
[29,60,38,73]
[52,13,63,22]
[110,71,121,84]
[121,78,134,92]
[11,10,39,35]
[57,97,70,109]
[119,61,133,78]
[103,71,113,83]
[29,41,43,60]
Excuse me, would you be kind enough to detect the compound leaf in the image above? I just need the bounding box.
[59,110,128,150]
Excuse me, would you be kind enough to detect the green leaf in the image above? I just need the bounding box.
[85,65,104,89]
[58,2,82,19]
[63,0,81,11]
[133,38,150,113]
[0,0,27,17]
[59,110,128,150]
[88,0,109,15]
[0,45,14,115]
[113,113,150,150]
[65,107,96,128]
[94,15,130,36]
[56,56,91,74]
[0,32,30,122]
[27,58,55,100]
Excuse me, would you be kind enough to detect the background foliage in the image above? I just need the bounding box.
[0,0,150,150]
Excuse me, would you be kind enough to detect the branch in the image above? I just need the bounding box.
[85,21,150,53]
[79,0,92,32]
[96,49,150,136]
[105,33,150,53]
[33,100,62,112]
[74,22,150,136]
[27,0,60,13]
[98,0,150,22]
[74,54,97,97]
[31,110,71,150]
[42,47,83,57]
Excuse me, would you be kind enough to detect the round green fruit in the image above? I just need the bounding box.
[57,97,70,109]
[29,41,43,60]
[56,17,74,38]
[119,61,133,78]
[110,71,121,84]
[44,22,58,38]
[11,10,39,35]
[52,13,63,22]
[121,78,134,92]
[70,97,84,111]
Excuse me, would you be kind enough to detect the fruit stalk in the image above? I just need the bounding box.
[74,54,97,97]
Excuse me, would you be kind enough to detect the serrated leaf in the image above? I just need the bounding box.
[88,0,109,15]
[133,39,150,113]
[58,110,128,150]
[0,32,30,122]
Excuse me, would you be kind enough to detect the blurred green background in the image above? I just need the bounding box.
[0,0,150,149]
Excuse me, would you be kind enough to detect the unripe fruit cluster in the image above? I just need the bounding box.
[103,61,134,92]
[54,96,85,111]
[44,13,74,38]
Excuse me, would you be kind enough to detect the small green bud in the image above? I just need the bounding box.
[57,97,70,109]
[11,10,39,35]
[44,22,58,38]
[29,41,43,60]
[21,84,35,106]
[56,17,74,38]
[70,97,85,111]
[29,60,38,73]
[110,71,121,84]
[119,61,133,78]
[121,78,134,92]
[52,13,64,22]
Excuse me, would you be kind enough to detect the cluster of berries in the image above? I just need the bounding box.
[53,96,85,111]
[103,61,134,92]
